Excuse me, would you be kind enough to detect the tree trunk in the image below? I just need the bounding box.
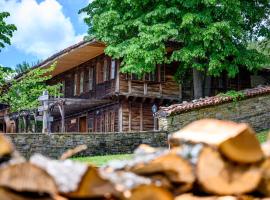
[204,75,211,97]
[193,68,203,99]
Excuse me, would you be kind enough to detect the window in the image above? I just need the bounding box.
[146,71,157,82]
[88,117,93,132]
[159,64,166,82]
[111,60,116,79]
[61,80,65,94]
[80,71,84,94]
[74,73,78,96]
[89,67,93,91]
[103,59,109,81]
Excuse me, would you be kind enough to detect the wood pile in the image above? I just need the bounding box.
[1,119,270,199]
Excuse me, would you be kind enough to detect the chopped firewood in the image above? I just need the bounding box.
[170,119,263,163]
[197,147,262,195]
[258,158,270,196]
[134,144,158,154]
[0,135,14,158]
[59,144,87,160]
[0,187,67,200]
[127,185,173,200]
[30,154,88,194]
[148,174,173,189]
[130,153,195,187]
[65,166,118,199]
[0,162,57,195]
[175,193,254,200]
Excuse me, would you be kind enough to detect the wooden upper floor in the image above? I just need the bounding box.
[47,53,181,102]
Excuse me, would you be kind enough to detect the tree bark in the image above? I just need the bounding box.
[192,68,204,99]
[204,75,211,97]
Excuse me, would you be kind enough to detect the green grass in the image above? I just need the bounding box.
[72,154,133,167]
[257,130,269,143]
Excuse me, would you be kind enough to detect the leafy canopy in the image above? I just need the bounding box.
[0,63,62,113]
[81,0,270,79]
[0,12,16,50]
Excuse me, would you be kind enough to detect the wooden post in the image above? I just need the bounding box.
[128,102,131,132]
[179,84,182,102]
[144,83,148,95]
[58,102,65,133]
[118,103,123,132]
[140,103,143,131]
[128,80,132,94]
[115,62,120,93]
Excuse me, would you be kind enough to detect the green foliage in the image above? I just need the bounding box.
[15,61,31,74]
[81,0,270,79]
[0,12,16,50]
[218,90,245,102]
[14,60,42,74]
[0,63,62,112]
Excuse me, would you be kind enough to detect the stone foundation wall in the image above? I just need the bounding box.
[159,94,270,132]
[5,131,168,159]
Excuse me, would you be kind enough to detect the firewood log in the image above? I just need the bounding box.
[197,147,262,195]
[0,135,14,156]
[170,119,263,163]
[102,144,194,194]
[127,185,173,200]
[258,158,270,196]
[130,152,195,193]
[0,162,57,195]
[65,166,118,199]
[175,193,254,200]
[30,154,89,194]
[0,187,67,200]
[31,154,119,199]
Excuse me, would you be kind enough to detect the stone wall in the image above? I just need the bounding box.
[159,94,270,132]
[5,131,168,159]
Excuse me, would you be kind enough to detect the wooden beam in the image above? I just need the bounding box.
[179,84,182,102]
[128,102,131,132]
[140,103,143,131]
[128,80,132,94]
[115,61,120,93]
[144,83,148,95]
[118,103,123,132]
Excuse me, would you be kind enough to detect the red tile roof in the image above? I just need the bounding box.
[157,85,270,117]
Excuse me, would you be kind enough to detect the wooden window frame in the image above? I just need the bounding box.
[80,71,84,94]
[103,58,109,82]
[89,67,94,91]
[74,73,78,96]
[111,60,116,80]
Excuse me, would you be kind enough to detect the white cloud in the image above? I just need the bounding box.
[0,0,85,59]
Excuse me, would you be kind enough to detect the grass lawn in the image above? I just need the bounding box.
[73,130,269,166]
[257,130,269,143]
[72,154,133,167]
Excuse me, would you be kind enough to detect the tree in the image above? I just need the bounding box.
[14,60,42,74]
[15,61,31,74]
[0,12,16,50]
[81,0,270,98]
[0,63,61,113]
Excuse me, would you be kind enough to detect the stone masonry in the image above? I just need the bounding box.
[5,131,168,159]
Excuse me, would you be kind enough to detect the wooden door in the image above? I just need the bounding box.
[79,116,87,133]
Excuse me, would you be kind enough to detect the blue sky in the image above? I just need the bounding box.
[0,0,90,68]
